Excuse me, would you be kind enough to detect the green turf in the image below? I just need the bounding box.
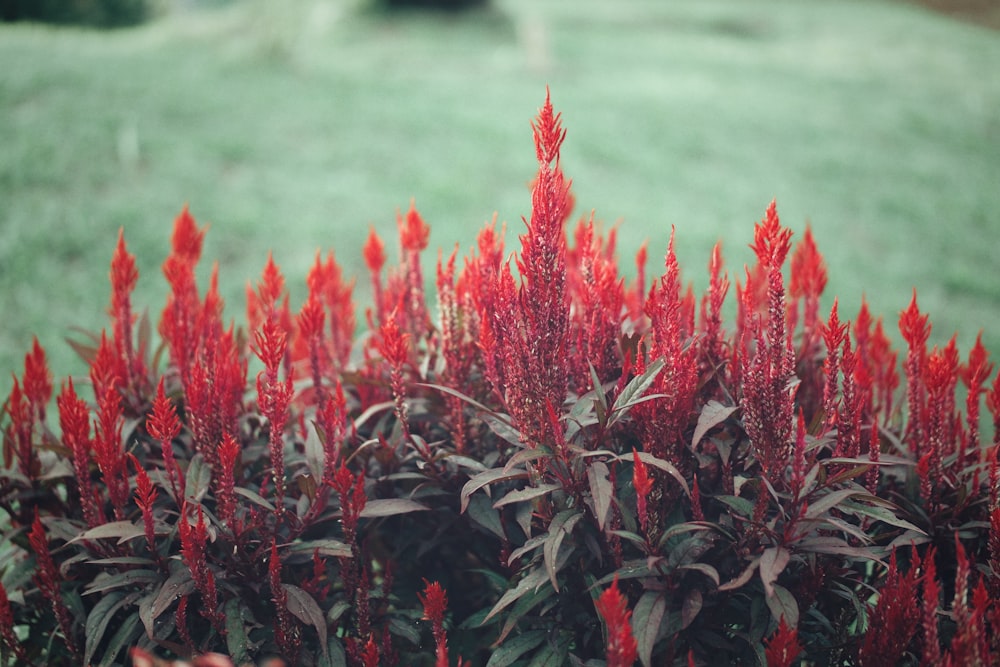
[2,0,999,399]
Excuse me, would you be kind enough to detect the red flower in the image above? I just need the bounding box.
[632,449,652,535]
[763,618,802,667]
[594,576,637,667]
[28,512,81,660]
[419,579,450,666]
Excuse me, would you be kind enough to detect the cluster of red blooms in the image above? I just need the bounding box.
[3,91,1000,666]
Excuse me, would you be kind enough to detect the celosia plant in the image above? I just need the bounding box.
[2,91,1000,667]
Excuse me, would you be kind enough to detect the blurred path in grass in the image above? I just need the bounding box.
[2,0,999,397]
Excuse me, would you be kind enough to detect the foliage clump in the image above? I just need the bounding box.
[2,92,1000,666]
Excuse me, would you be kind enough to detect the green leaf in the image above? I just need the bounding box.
[97,611,141,667]
[759,546,790,598]
[607,358,665,427]
[504,446,553,474]
[493,483,561,509]
[461,467,531,512]
[282,584,328,658]
[466,493,506,539]
[586,460,613,531]
[481,412,527,448]
[84,590,127,665]
[681,588,703,630]
[185,453,212,503]
[416,382,494,413]
[486,630,548,667]
[84,569,159,595]
[765,583,798,626]
[543,510,583,592]
[631,591,666,667]
[70,520,145,545]
[691,401,739,449]
[234,486,276,511]
[714,495,755,518]
[287,538,352,559]
[388,616,422,645]
[359,498,429,518]
[318,637,347,667]
[677,562,720,586]
[718,557,760,592]
[496,579,556,644]
[804,488,864,519]
[224,598,253,665]
[142,567,195,636]
[525,635,570,667]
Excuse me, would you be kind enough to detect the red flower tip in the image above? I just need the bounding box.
[749,200,792,270]
[763,618,802,667]
[789,225,827,300]
[532,87,567,166]
[254,315,288,373]
[257,252,287,311]
[376,314,411,369]
[23,336,52,409]
[364,226,386,274]
[399,200,430,252]
[595,576,638,667]
[147,377,182,444]
[171,205,206,262]
[961,331,993,389]
[419,579,449,624]
[111,228,139,297]
[899,289,930,348]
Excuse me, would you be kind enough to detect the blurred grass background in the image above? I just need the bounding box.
[1,0,999,398]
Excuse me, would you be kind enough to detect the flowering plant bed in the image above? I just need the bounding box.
[1,92,999,666]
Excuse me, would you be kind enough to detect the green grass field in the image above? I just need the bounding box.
[2,0,999,398]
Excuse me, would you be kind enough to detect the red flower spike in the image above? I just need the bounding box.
[171,205,206,262]
[364,226,387,274]
[5,379,38,481]
[763,618,802,667]
[22,336,52,417]
[961,332,993,473]
[419,579,450,666]
[821,299,847,427]
[217,433,240,526]
[400,200,431,252]
[269,539,300,661]
[110,229,141,378]
[632,449,652,535]
[859,550,922,667]
[94,384,129,519]
[58,379,103,527]
[921,547,942,665]
[900,290,931,445]
[128,453,159,558]
[789,224,827,343]
[595,576,637,667]
[29,511,81,660]
[147,377,184,502]
[532,87,567,166]
[0,582,28,663]
[361,636,380,667]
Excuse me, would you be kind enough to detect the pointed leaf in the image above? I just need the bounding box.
[718,557,760,592]
[485,629,547,667]
[359,498,429,518]
[765,583,798,626]
[692,401,739,449]
[70,520,145,545]
[759,546,790,598]
[97,612,141,667]
[631,591,666,667]
[461,467,531,512]
[467,493,506,539]
[586,461,613,531]
[84,590,127,666]
[287,539,352,559]
[234,486,276,511]
[185,453,211,503]
[493,483,561,509]
[609,358,665,423]
[543,510,583,591]
[681,588,703,630]
[282,584,328,657]
[143,567,195,636]
[84,569,159,595]
[224,598,252,666]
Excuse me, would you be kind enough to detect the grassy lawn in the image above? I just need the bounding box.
[2,0,999,398]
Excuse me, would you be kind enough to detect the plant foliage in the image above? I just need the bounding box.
[2,91,1000,666]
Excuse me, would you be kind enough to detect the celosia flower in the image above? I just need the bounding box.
[858,550,921,666]
[128,453,159,559]
[763,618,801,667]
[419,579,450,666]
[0,581,28,663]
[28,511,81,660]
[594,576,637,667]
[632,449,652,535]
[270,539,301,661]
